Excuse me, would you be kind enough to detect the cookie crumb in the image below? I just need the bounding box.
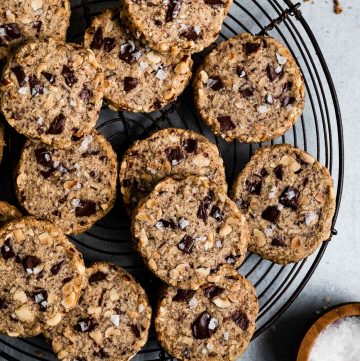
[333,0,343,14]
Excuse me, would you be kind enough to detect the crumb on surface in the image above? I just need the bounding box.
[334,0,343,14]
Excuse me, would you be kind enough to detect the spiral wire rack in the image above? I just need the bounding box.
[0,0,343,360]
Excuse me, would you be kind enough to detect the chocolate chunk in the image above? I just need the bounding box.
[11,66,26,86]
[74,317,97,332]
[281,96,295,107]
[103,37,116,52]
[22,255,41,273]
[279,186,300,210]
[180,26,200,41]
[239,85,254,98]
[47,113,65,134]
[272,238,285,247]
[35,147,52,167]
[90,27,103,50]
[235,198,249,211]
[50,260,64,275]
[261,168,268,177]
[75,200,97,217]
[94,349,109,358]
[203,286,224,299]
[165,0,182,22]
[29,74,44,96]
[124,76,138,92]
[165,147,185,166]
[192,311,216,339]
[208,76,224,91]
[283,81,293,92]
[261,206,280,224]
[183,348,191,359]
[33,20,42,34]
[197,201,208,221]
[62,65,78,87]
[30,290,48,311]
[178,235,195,254]
[119,42,140,64]
[41,71,56,84]
[40,168,54,179]
[231,311,249,331]
[172,289,196,302]
[266,64,279,82]
[225,255,236,265]
[130,324,141,338]
[157,218,177,229]
[210,205,224,222]
[79,85,93,101]
[1,239,15,260]
[182,138,198,153]
[236,66,246,78]
[89,271,108,284]
[3,24,21,40]
[204,0,224,8]
[274,165,283,180]
[243,42,261,55]
[154,19,162,26]
[218,116,235,132]
[246,175,262,195]
[0,298,5,309]
[153,99,162,110]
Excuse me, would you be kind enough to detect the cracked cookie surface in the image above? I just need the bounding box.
[231,144,336,264]
[1,38,104,148]
[84,9,193,112]
[0,0,70,60]
[0,201,21,227]
[155,266,258,361]
[48,262,152,361]
[132,176,249,289]
[120,0,233,54]
[0,217,85,337]
[16,131,117,235]
[194,33,305,143]
[120,128,227,213]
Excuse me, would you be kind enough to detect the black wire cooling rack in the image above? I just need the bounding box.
[0,0,344,360]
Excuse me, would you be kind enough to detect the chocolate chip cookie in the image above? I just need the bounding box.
[120,0,233,54]
[0,122,4,163]
[0,217,85,337]
[84,9,193,113]
[0,201,21,227]
[155,265,258,361]
[120,128,227,213]
[132,176,249,289]
[0,0,70,60]
[1,38,104,148]
[193,33,305,143]
[15,131,117,235]
[48,262,152,361]
[231,144,336,264]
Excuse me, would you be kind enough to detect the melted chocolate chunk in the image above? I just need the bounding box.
[35,147,52,167]
[266,64,279,82]
[29,74,44,96]
[11,66,26,86]
[231,310,249,331]
[165,0,182,22]
[208,76,224,91]
[165,147,185,166]
[50,260,64,275]
[89,271,108,284]
[180,27,200,41]
[279,186,300,210]
[172,289,196,302]
[281,96,295,107]
[197,201,209,221]
[192,311,216,339]
[79,85,93,101]
[31,290,48,311]
[22,255,41,273]
[204,0,224,8]
[41,71,56,84]
[274,165,283,180]
[218,116,235,132]
[178,235,195,254]
[130,324,141,338]
[246,175,262,195]
[119,42,140,64]
[75,200,97,217]
[62,65,77,87]
[261,168,268,177]
[1,239,15,260]
[124,76,138,92]
[33,20,42,34]
[74,317,97,332]
[272,238,285,247]
[182,138,197,153]
[90,27,103,50]
[243,42,261,55]
[210,205,224,222]
[203,286,224,299]
[47,113,65,134]
[2,24,21,40]
[239,85,254,98]
[103,37,116,52]
[283,81,293,92]
[261,206,280,224]
[157,218,177,229]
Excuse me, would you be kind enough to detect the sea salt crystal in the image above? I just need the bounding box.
[179,218,189,229]
[208,318,218,330]
[305,211,318,225]
[276,52,288,65]
[79,135,93,153]
[310,316,360,361]
[155,68,167,80]
[188,297,197,309]
[110,314,120,327]
[258,105,268,114]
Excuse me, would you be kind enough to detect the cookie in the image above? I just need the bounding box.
[48,262,152,361]
[132,176,249,289]
[120,128,227,213]
[84,9,193,113]
[231,144,336,264]
[0,37,104,148]
[193,33,305,143]
[0,217,85,337]
[0,201,21,227]
[0,0,70,60]
[15,130,118,235]
[155,265,258,361]
[0,122,4,163]
[120,0,233,54]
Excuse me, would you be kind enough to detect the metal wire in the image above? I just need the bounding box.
[0,0,343,360]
